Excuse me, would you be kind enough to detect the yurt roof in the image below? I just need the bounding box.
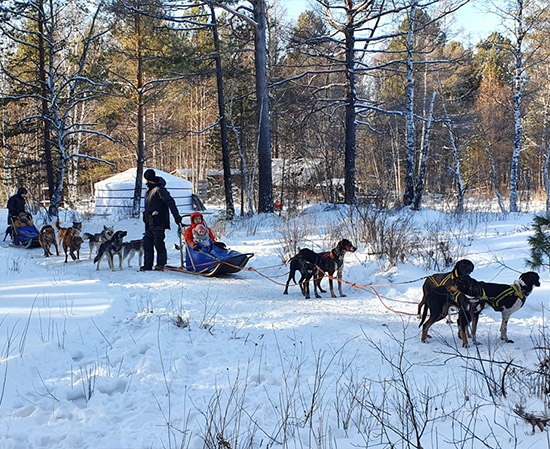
[93,168,195,216]
[94,168,192,191]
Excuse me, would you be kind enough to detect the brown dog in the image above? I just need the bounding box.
[38,224,59,257]
[55,220,82,246]
[314,239,357,298]
[63,230,83,263]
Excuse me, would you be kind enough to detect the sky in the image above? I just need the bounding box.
[280,0,501,44]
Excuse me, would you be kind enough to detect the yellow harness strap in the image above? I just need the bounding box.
[488,284,524,308]
[428,272,453,288]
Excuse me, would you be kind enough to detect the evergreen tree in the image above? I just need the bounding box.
[527,214,550,271]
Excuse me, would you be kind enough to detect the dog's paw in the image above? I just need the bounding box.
[340,293,347,298]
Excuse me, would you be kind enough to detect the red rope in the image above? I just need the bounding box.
[195,256,423,315]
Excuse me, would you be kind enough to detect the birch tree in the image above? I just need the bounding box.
[0,0,114,217]
[495,0,544,211]
[507,0,527,212]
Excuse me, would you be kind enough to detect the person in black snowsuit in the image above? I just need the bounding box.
[141,169,182,271]
[7,187,28,223]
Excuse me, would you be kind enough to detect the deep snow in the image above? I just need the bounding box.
[0,204,549,449]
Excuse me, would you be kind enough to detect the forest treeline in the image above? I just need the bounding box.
[1,0,549,218]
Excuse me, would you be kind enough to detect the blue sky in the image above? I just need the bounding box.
[280,0,500,44]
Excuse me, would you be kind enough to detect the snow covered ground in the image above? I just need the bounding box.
[0,204,549,448]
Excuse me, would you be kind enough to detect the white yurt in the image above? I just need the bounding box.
[93,168,197,216]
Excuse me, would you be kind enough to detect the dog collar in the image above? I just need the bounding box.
[451,291,461,303]
[511,283,525,300]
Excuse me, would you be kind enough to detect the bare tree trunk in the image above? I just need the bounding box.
[228,103,254,215]
[133,11,145,218]
[344,20,357,205]
[209,4,234,220]
[445,122,465,213]
[545,140,550,213]
[542,71,550,213]
[253,0,274,213]
[1,102,9,204]
[510,0,525,213]
[403,0,417,206]
[38,0,54,201]
[486,147,506,213]
[412,91,436,210]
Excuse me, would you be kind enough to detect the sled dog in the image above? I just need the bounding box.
[94,230,127,271]
[38,224,59,257]
[82,225,115,259]
[121,239,144,268]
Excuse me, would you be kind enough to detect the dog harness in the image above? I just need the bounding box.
[321,251,335,260]
[428,268,459,288]
[485,284,525,309]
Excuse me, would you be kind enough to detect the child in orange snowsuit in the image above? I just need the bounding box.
[184,212,219,250]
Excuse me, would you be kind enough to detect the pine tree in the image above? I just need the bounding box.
[527,214,550,271]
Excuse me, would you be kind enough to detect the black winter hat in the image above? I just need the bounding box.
[144,169,157,182]
[17,187,27,195]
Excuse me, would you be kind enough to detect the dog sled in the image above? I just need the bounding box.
[4,214,41,248]
[164,229,253,277]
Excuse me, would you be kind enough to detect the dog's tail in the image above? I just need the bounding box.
[55,220,62,231]
[82,232,92,241]
[93,252,101,264]
[418,301,428,327]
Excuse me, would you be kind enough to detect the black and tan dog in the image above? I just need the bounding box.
[419,274,483,347]
[283,248,321,299]
[417,259,475,318]
[82,225,114,259]
[315,239,357,298]
[94,230,127,271]
[62,229,83,263]
[472,271,540,343]
[55,220,82,246]
[38,224,59,257]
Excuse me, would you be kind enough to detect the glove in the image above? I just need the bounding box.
[214,241,227,249]
[193,244,202,251]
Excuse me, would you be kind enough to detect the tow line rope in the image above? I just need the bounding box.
[213,258,423,316]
